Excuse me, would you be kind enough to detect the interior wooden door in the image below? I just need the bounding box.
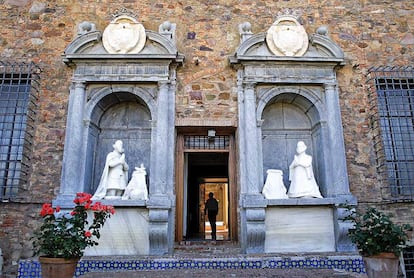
[198,183,205,235]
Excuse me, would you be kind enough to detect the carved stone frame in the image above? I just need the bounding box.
[230,23,356,253]
[56,19,184,255]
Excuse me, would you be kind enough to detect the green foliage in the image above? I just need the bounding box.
[345,206,412,257]
[32,193,115,259]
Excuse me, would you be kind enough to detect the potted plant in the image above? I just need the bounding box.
[32,192,115,278]
[345,206,412,278]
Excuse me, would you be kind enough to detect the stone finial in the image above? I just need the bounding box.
[159,21,176,43]
[316,26,329,36]
[77,21,96,36]
[239,22,253,43]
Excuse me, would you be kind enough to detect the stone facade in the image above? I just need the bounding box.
[1,0,414,276]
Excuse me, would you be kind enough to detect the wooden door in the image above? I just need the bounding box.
[175,130,238,242]
[199,183,205,235]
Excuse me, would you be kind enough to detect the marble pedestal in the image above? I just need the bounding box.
[265,206,335,253]
[84,208,149,256]
[263,197,356,253]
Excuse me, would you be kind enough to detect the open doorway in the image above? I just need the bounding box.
[185,153,229,241]
[175,131,237,243]
[200,178,229,240]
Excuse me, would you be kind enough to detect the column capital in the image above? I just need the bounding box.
[243,82,256,90]
[71,80,86,90]
[324,82,337,90]
[158,80,170,89]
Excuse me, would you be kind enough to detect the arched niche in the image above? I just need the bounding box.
[84,89,152,194]
[260,92,326,195]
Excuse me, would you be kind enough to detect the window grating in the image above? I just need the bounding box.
[0,61,40,200]
[367,66,414,200]
[403,246,414,278]
[184,135,229,150]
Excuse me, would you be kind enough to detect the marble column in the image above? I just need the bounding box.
[243,82,262,194]
[150,81,169,196]
[239,82,266,253]
[56,80,86,207]
[324,83,350,196]
[148,81,172,255]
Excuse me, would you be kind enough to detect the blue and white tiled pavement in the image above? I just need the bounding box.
[18,242,366,277]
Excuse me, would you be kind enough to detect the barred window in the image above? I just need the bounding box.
[368,66,414,200]
[0,61,40,200]
[403,246,414,278]
[184,135,230,150]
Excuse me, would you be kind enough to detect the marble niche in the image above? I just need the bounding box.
[230,9,356,253]
[59,7,184,256]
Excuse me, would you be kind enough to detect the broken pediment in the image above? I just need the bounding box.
[230,11,344,64]
[63,8,183,65]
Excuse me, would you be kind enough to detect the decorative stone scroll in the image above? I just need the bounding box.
[266,14,308,56]
[102,15,146,54]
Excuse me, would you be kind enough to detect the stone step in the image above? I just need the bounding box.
[174,241,241,257]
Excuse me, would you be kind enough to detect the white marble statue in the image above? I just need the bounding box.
[92,140,129,200]
[262,169,288,199]
[122,163,148,200]
[288,141,323,198]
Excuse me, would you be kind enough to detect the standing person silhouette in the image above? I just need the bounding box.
[204,192,219,240]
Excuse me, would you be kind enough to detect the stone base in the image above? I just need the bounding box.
[265,206,335,253]
[84,208,149,256]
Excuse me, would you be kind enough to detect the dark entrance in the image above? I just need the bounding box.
[186,153,229,240]
[175,130,238,242]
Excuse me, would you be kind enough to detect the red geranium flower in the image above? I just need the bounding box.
[33,192,115,259]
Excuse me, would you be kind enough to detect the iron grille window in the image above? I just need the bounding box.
[403,246,414,278]
[184,135,229,150]
[0,61,40,200]
[368,66,414,200]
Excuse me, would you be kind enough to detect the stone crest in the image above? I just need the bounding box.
[102,14,146,54]
[266,13,308,57]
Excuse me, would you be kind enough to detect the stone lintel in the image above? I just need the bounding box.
[64,53,182,62]
[242,64,338,83]
[175,118,237,127]
[69,62,172,82]
[231,55,344,65]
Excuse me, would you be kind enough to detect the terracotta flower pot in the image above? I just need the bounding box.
[39,257,80,278]
[363,252,399,278]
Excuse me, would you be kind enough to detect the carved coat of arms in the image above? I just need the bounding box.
[266,16,309,57]
[102,15,146,54]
